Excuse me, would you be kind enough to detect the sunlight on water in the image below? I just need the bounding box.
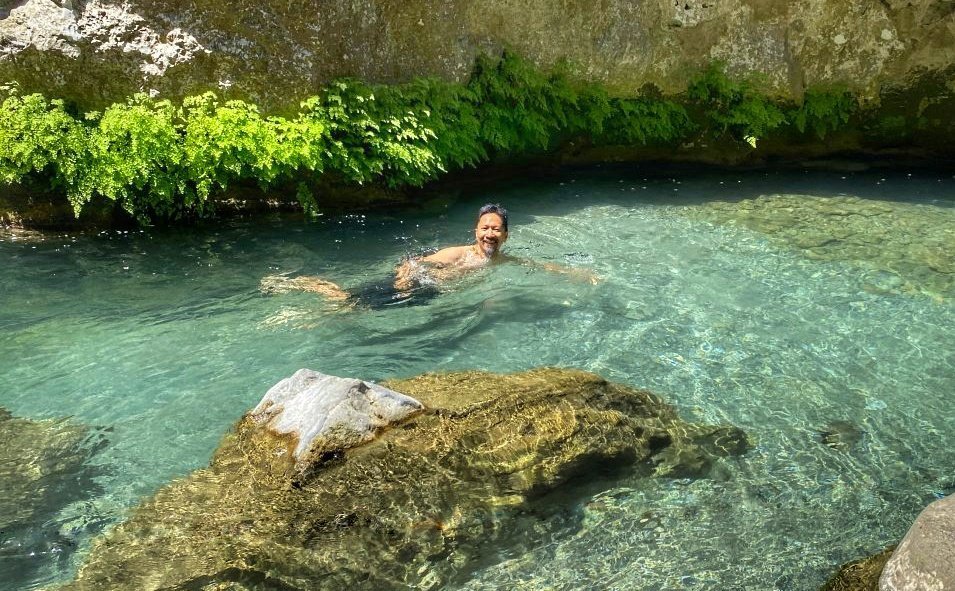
[1,167,953,590]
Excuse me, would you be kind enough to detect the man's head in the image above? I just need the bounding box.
[474,203,508,257]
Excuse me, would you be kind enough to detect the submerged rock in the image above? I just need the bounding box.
[686,194,955,300]
[60,367,750,591]
[820,546,895,591]
[0,407,106,588]
[818,420,865,452]
[0,408,99,529]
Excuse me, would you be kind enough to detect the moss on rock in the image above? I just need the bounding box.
[60,367,749,591]
[820,546,895,591]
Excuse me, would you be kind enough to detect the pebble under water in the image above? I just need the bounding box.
[1,166,953,590]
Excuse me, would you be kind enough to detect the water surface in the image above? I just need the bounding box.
[2,166,954,590]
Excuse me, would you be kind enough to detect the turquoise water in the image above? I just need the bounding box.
[2,166,954,590]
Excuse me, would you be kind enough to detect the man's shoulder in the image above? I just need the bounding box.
[421,245,471,264]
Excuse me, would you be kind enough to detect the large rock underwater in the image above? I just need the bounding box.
[57,367,749,591]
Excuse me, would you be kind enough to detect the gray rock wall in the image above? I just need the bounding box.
[1,0,953,112]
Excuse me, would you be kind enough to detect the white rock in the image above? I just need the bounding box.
[251,369,424,467]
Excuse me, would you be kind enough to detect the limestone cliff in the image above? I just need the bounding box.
[1,0,952,112]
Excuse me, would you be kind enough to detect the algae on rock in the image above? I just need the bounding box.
[819,546,895,591]
[61,367,749,591]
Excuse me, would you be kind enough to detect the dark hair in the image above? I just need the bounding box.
[477,203,508,231]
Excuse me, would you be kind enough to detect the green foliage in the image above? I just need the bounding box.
[180,94,277,205]
[0,55,861,223]
[393,76,486,169]
[686,64,787,141]
[77,96,183,219]
[866,114,910,141]
[600,97,693,145]
[0,93,88,189]
[789,88,857,138]
[467,53,581,153]
[314,80,440,187]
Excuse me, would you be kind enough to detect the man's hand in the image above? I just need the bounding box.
[541,262,601,284]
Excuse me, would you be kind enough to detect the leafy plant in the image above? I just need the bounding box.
[315,80,440,187]
[788,88,857,139]
[77,96,183,219]
[0,93,88,190]
[600,97,692,145]
[686,64,787,141]
[0,55,861,223]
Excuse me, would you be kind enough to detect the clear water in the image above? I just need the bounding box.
[2,166,954,590]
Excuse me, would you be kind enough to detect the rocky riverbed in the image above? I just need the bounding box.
[0,408,106,588]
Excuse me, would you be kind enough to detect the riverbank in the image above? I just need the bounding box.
[4,153,952,233]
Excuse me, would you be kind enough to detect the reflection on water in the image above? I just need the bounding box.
[1,167,954,590]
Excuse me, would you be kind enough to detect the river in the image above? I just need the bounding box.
[1,165,953,590]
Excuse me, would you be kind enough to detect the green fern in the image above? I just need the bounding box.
[789,88,857,139]
[685,64,787,141]
[0,54,862,223]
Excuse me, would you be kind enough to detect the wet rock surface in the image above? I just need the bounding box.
[0,408,106,589]
[820,494,955,591]
[685,194,955,300]
[59,367,749,591]
[250,369,425,474]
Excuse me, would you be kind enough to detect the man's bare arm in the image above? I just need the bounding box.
[509,255,601,284]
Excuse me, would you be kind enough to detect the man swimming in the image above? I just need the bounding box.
[262,203,593,306]
[392,203,509,292]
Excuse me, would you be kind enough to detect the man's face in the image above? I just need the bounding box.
[475,213,508,257]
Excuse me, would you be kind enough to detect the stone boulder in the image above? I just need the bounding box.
[880,494,955,591]
[60,367,750,591]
